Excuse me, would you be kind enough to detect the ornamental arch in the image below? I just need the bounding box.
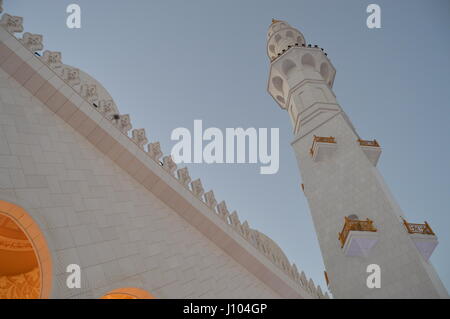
[101,287,155,299]
[0,200,52,299]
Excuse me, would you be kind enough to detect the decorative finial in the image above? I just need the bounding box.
[271,18,282,25]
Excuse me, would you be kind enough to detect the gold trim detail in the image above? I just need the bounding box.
[271,18,282,25]
[310,135,336,156]
[358,139,380,147]
[0,234,33,251]
[0,267,40,299]
[338,217,377,248]
[403,219,435,235]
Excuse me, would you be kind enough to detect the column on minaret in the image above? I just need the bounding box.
[266,19,448,299]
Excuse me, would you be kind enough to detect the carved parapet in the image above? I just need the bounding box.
[248,229,259,247]
[131,128,148,149]
[162,155,177,175]
[308,278,316,294]
[113,114,132,134]
[216,201,230,222]
[176,167,191,187]
[241,221,251,240]
[19,32,43,52]
[190,179,204,199]
[80,83,99,104]
[61,67,81,87]
[0,14,23,34]
[316,286,324,298]
[98,99,115,120]
[204,190,217,210]
[41,50,62,69]
[229,211,243,234]
[291,263,300,281]
[300,271,307,287]
[147,142,162,162]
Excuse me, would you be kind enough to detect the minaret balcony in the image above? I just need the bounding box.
[358,139,382,166]
[310,136,337,162]
[403,219,438,261]
[339,217,379,257]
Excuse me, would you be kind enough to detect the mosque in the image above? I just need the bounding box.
[0,3,447,299]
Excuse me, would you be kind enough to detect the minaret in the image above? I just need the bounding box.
[267,19,448,298]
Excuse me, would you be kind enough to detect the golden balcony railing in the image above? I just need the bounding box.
[310,135,336,156]
[403,219,435,235]
[338,217,377,248]
[358,139,380,147]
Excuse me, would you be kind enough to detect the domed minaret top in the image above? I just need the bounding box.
[267,19,306,61]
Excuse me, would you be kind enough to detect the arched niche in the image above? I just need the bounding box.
[320,62,329,81]
[285,30,294,38]
[101,287,155,299]
[281,59,297,78]
[301,53,316,70]
[0,200,52,299]
[276,95,285,104]
[274,34,282,44]
[271,76,284,93]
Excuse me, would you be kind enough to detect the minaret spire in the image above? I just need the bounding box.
[267,21,448,298]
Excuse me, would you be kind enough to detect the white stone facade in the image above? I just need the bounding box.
[0,11,325,299]
[267,20,449,298]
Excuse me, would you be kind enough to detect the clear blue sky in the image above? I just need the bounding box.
[6,0,450,294]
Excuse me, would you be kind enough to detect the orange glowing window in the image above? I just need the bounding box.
[101,287,155,299]
[0,200,52,299]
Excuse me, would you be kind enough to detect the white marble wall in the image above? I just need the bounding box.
[0,67,280,299]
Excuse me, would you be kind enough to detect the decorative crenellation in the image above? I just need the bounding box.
[190,179,204,199]
[216,201,230,222]
[270,42,327,62]
[98,99,116,120]
[131,128,148,149]
[60,67,81,87]
[204,190,217,210]
[113,114,132,134]
[40,50,62,69]
[19,32,43,52]
[80,83,99,104]
[177,167,191,187]
[0,12,328,299]
[229,211,243,234]
[147,142,163,162]
[162,155,177,175]
[0,13,23,34]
